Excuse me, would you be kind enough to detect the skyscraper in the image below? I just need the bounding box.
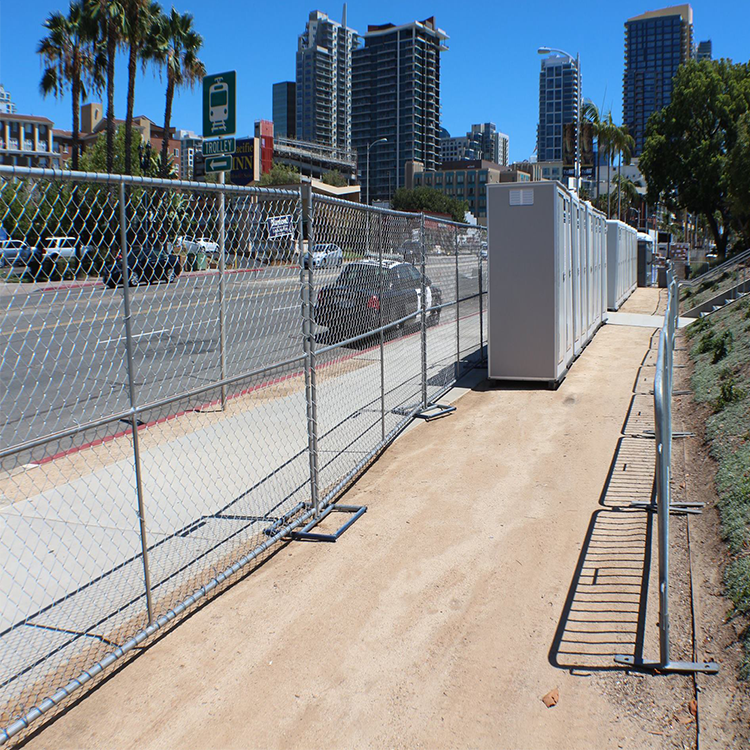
[441,123,509,166]
[352,17,448,203]
[273,82,296,139]
[623,4,694,156]
[696,40,712,60]
[536,54,580,166]
[296,9,358,150]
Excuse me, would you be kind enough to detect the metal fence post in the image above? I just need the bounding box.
[301,187,321,518]
[420,213,428,409]
[479,248,485,364]
[379,212,386,442]
[218,171,227,410]
[118,182,154,625]
[455,225,460,380]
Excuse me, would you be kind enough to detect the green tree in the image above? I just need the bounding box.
[322,169,347,187]
[152,9,205,178]
[611,124,635,221]
[259,163,301,186]
[122,0,163,175]
[391,187,468,223]
[38,2,102,171]
[640,59,750,259]
[727,112,750,249]
[79,124,142,174]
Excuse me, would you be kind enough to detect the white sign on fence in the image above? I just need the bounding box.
[267,215,295,239]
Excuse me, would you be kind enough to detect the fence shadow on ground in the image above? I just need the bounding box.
[549,413,656,672]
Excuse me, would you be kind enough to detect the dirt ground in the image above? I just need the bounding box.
[17,289,745,750]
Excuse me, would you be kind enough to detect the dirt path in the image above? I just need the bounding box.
[21,293,707,749]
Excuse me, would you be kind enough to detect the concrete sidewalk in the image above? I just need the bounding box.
[17,288,696,750]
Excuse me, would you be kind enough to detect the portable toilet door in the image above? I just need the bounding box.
[561,192,574,372]
[556,192,566,371]
[570,199,584,357]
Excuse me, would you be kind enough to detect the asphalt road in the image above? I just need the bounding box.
[1,256,484,465]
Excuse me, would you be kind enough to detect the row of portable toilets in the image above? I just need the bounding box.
[486,180,637,386]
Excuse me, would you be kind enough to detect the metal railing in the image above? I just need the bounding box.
[680,246,750,288]
[615,264,718,674]
[0,165,487,743]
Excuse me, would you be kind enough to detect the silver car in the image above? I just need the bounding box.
[0,239,34,267]
[303,243,344,269]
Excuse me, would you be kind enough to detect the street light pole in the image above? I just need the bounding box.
[538,46,581,194]
[366,137,388,205]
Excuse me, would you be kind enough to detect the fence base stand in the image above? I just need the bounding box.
[614,655,719,674]
[414,404,456,422]
[288,504,367,542]
[641,429,695,438]
[629,501,704,515]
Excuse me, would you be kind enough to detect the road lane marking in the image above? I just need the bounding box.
[97,328,170,346]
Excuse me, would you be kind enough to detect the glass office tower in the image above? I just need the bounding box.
[623,4,693,155]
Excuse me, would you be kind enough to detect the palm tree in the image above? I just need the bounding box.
[582,100,601,199]
[87,0,124,174]
[38,2,102,171]
[122,0,163,175]
[611,124,635,221]
[152,9,205,178]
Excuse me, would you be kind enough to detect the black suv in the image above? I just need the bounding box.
[314,260,442,337]
[101,247,182,288]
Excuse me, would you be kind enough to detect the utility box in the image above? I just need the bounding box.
[487,181,607,386]
[606,220,638,310]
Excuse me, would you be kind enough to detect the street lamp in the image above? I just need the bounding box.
[538,46,581,194]
[366,137,388,205]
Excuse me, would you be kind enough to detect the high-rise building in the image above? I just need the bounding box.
[537,54,580,165]
[296,9,358,150]
[696,39,712,60]
[441,123,509,166]
[352,17,448,203]
[273,82,296,139]
[176,129,202,180]
[623,4,694,156]
[0,85,16,115]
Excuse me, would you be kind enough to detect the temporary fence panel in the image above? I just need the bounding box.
[614,264,718,675]
[0,165,486,744]
[606,220,637,311]
[487,181,606,385]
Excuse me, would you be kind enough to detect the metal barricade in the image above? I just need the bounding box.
[615,264,719,674]
[0,166,487,743]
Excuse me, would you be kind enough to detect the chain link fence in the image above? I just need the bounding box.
[0,166,486,743]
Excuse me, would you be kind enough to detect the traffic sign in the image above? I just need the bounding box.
[205,154,233,174]
[202,137,236,157]
[203,71,236,137]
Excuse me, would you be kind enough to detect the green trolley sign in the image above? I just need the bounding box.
[203,71,236,138]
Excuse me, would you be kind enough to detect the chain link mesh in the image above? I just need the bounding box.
[0,167,486,743]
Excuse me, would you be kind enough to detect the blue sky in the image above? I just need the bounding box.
[2,0,749,161]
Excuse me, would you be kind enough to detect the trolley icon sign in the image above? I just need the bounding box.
[203,71,236,138]
[209,79,229,132]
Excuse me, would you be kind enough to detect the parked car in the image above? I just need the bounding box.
[40,236,93,263]
[101,247,182,288]
[174,236,220,258]
[303,243,344,269]
[314,259,442,337]
[0,239,35,268]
